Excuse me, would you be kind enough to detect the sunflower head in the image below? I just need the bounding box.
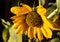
[10,3,60,41]
[26,11,43,27]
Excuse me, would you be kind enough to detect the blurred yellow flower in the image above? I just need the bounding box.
[10,3,60,41]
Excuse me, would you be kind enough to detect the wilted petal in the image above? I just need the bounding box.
[12,16,25,23]
[36,5,47,15]
[21,3,32,12]
[10,3,32,16]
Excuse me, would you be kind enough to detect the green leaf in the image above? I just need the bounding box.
[2,28,9,42]
[1,19,12,28]
[50,38,60,42]
[46,6,56,17]
[38,0,45,5]
[56,0,60,13]
[8,29,22,42]
[57,32,60,36]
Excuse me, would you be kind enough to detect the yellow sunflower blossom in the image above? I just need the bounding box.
[10,3,60,41]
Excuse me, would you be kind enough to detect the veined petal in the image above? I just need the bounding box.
[33,27,37,38]
[10,15,25,20]
[21,3,32,12]
[10,16,19,20]
[50,27,60,31]
[12,18,22,23]
[12,16,25,23]
[41,16,60,31]
[10,3,32,16]
[41,16,54,29]
[47,20,60,31]
[16,25,23,34]
[43,23,52,39]
[11,21,21,29]
[41,27,48,39]
[28,27,34,39]
[37,27,44,41]
[36,5,47,15]
[16,23,28,34]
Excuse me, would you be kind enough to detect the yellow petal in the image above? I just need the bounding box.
[37,27,44,41]
[10,3,32,16]
[10,15,21,20]
[36,5,47,15]
[41,27,48,39]
[11,21,21,29]
[28,27,34,39]
[47,20,60,31]
[12,15,25,23]
[41,16,54,28]
[41,16,60,31]
[16,25,23,34]
[50,27,60,31]
[43,23,52,39]
[16,23,28,34]
[10,15,25,20]
[21,3,32,12]
[12,18,22,23]
[33,27,37,38]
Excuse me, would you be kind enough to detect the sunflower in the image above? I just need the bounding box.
[10,3,60,41]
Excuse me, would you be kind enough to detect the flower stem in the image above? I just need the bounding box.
[18,1,20,6]
[32,1,36,11]
[29,39,31,42]
[38,0,41,5]
[17,0,21,6]
[47,9,58,19]
[36,39,39,42]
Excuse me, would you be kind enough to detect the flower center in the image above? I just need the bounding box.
[26,11,43,27]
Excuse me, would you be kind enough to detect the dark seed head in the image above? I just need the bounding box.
[26,11,43,27]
